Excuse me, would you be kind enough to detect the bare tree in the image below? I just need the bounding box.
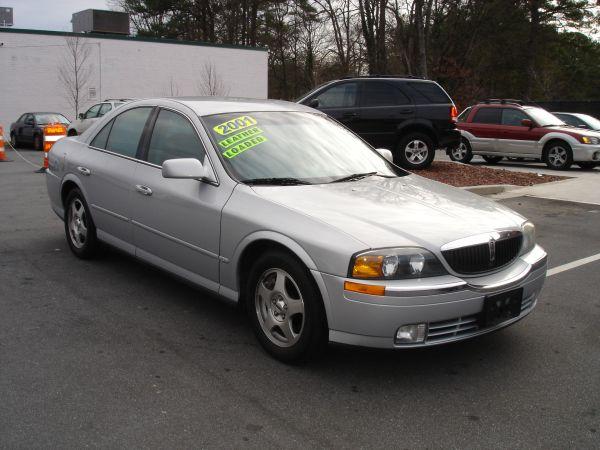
[196,60,230,96]
[58,36,92,117]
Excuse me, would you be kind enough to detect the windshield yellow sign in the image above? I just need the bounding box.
[213,115,257,136]
[218,126,263,149]
[222,135,268,159]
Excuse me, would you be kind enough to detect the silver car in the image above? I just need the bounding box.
[46,98,548,362]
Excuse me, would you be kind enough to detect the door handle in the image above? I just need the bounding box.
[342,112,358,119]
[399,108,414,114]
[77,166,91,176]
[135,185,153,196]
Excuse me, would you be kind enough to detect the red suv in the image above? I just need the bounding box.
[451,100,600,170]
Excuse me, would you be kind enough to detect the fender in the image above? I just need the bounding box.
[218,230,334,325]
[57,173,88,218]
[396,118,435,135]
[538,131,581,149]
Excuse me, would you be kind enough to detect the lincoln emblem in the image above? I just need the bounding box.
[489,238,496,263]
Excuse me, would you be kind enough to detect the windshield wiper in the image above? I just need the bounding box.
[330,172,384,183]
[243,177,312,186]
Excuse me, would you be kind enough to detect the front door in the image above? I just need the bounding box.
[497,108,542,157]
[308,81,360,132]
[131,108,233,289]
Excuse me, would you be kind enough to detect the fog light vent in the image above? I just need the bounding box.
[594,152,600,161]
[395,323,427,344]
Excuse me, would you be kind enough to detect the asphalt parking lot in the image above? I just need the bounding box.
[1,149,599,448]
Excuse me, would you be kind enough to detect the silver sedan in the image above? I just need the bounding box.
[46,98,548,362]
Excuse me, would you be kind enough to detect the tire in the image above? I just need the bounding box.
[395,132,435,170]
[577,162,597,170]
[64,188,100,259]
[246,250,328,363]
[482,155,503,164]
[68,129,77,137]
[449,138,473,163]
[10,132,18,148]
[33,134,43,151]
[543,141,573,170]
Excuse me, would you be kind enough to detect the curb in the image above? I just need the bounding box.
[461,184,520,195]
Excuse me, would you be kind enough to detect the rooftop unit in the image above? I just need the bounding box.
[72,9,129,35]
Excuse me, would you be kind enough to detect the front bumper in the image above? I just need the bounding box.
[319,245,548,349]
[572,143,600,162]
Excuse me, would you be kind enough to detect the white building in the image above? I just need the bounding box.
[0,28,268,132]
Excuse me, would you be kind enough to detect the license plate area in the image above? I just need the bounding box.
[481,288,523,327]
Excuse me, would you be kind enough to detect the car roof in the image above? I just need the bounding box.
[132,97,320,117]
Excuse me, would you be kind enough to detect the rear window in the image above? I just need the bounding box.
[407,82,451,104]
[472,107,502,124]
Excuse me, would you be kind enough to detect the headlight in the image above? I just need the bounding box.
[581,136,599,145]
[520,221,536,255]
[350,247,447,279]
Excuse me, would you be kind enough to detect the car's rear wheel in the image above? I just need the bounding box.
[449,138,473,163]
[68,129,78,137]
[33,134,43,151]
[64,188,99,259]
[577,162,597,170]
[246,250,327,363]
[482,155,503,164]
[395,133,435,170]
[10,133,18,148]
[543,141,573,170]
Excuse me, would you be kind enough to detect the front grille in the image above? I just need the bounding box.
[442,234,522,275]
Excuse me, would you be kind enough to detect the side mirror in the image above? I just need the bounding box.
[162,158,216,183]
[521,119,533,128]
[78,113,85,120]
[375,148,394,163]
[308,98,319,108]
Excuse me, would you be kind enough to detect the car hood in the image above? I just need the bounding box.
[546,125,600,137]
[250,175,525,250]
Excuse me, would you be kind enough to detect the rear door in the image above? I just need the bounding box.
[462,107,502,153]
[355,80,414,148]
[306,81,361,132]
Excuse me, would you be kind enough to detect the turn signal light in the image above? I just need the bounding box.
[352,255,383,278]
[344,281,385,296]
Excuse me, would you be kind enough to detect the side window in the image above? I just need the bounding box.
[557,114,583,127]
[85,104,102,119]
[472,108,502,124]
[361,81,410,107]
[90,119,114,149]
[501,109,529,126]
[407,82,451,104]
[18,114,27,123]
[98,103,112,117]
[105,107,153,158]
[25,114,34,124]
[457,107,472,122]
[146,109,206,166]
[315,82,358,108]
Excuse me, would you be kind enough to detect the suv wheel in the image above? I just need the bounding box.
[246,250,327,363]
[449,138,473,163]
[543,141,573,170]
[396,133,435,170]
[482,155,503,164]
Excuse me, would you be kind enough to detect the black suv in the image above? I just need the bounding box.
[297,76,460,169]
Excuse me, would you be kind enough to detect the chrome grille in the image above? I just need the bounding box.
[442,233,522,275]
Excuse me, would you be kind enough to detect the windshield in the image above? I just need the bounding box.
[35,114,70,125]
[578,114,600,130]
[202,111,404,184]
[525,108,565,127]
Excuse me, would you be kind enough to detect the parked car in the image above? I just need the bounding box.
[296,76,460,170]
[452,100,600,170]
[67,98,133,136]
[46,98,547,362]
[10,112,70,150]
[552,112,600,132]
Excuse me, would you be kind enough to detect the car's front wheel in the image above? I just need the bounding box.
[246,250,327,363]
[10,132,18,148]
[33,134,43,151]
[395,133,435,170]
[449,138,473,163]
[482,155,503,164]
[543,141,573,170]
[64,188,99,259]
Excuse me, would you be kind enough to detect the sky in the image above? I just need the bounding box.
[1,0,112,31]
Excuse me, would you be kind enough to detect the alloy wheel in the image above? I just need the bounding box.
[254,268,305,348]
[404,140,429,164]
[547,146,567,168]
[68,198,88,249]
[452,141,468,160]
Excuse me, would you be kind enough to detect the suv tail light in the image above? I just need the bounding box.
[450,106,458,122]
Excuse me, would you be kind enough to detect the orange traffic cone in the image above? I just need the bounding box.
[0,125,10,162]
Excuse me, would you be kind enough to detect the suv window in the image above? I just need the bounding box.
[85,104,102,119]
[90,119,114,149]
[147,109,206,166]
[361,81,410,107]
[501,109,529,126]
[472,107,502,124]
[407,82,450,104]
[316,82,358,108]
[98,103,112,117]
[105,107,153,158]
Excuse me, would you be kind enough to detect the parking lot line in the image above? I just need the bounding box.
[547,253,600,277]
